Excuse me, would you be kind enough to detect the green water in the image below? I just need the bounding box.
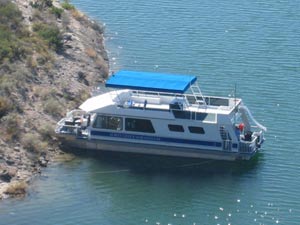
[1,0,300,224]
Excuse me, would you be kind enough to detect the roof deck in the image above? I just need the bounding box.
[67,70,238,116]
[103,70,241,114]
[105,70,197,94]
[109,89,241,115]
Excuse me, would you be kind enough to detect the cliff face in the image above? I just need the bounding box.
[0,0,109,199]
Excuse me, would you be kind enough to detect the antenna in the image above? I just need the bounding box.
[234,83,237,124]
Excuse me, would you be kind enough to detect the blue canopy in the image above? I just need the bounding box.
[105,70,197,94]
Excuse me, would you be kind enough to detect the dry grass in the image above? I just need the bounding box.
[33,86,56,100]
[95,58,109,79]
[85,48,97,59]
[22,133,48,153]
[0,96,12,118]
[4,181,28,197]
[26,56,38,70]
[71,9,84,21]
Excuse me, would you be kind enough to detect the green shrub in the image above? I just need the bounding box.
[0,39,13,61]
[30,0,53,9]
[50,6,64,18]
[43,98,62,117]
[0,1,22,28]
[0,25,25,62]
[61,0,75,10]
[0,1,27,62]
[43,0,53,7]
[1,112,22,140]
[0,74,17,94]
[32,23,63,52]
[39,123,54,141]
[26,35,51,60]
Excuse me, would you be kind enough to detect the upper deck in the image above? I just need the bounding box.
[103,70,241,115]
[107,89,241,115]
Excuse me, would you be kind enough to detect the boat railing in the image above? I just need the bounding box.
[238,128,264,153]
[239,136,258,153]
[55,109,87,134]
[107,86,242,112]
[131,90,185,99]
[130,90,232,105]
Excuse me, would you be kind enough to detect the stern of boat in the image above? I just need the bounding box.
[239,130,264,153]
[235,105,266,159]
[55,109,89,141]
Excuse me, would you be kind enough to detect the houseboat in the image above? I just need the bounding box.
[55,70,267,161]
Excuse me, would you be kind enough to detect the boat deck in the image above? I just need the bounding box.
[112,89,241,114]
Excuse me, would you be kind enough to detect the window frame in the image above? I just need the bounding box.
[125,118,155,133]
[93,114,123,131]
[168,124,185,132]
[188,126,205,134]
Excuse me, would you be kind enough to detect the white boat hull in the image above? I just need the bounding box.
[58,135,257,161]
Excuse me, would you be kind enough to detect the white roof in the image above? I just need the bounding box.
[79,92,113,113]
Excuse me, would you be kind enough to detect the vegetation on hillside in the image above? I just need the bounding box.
[0,0,108,199]
[0,0,65,147]
[0,0,107,146]
[0,0,27,63]
[61,0,75,10]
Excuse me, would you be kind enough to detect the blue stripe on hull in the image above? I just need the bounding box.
[90,130,222,148]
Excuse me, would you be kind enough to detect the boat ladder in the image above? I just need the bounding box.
[190,84,206,106]
[219,126,232,151]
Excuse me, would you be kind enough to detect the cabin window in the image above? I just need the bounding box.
[93,115,123,130]
[196,113,216,122]
[125,118,155,133]
[172,110,216,122]
[188,126,205,134]
[172,110,191,119]
[168,124,184,132]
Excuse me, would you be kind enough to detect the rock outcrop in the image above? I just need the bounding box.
[0,0,109,199]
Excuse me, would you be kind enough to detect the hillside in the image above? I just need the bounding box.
[0,0,109,199]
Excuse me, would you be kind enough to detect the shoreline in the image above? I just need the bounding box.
[0,0,109,200]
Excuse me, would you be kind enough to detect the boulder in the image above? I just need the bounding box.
[38,156,48,167]
[14,146,21,152]
[0,170,12,182]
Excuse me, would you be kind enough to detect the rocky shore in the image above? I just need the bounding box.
[0,0,109,199]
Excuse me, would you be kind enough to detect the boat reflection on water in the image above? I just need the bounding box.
[63,146,262,177]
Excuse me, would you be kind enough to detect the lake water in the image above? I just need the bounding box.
[1,0,300,224]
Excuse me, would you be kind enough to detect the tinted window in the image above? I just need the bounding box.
[125,118,155,133]
[168,124,184,132]
[196,113,216,122]
[188,126,205,134]
[93,115,123,130]
[172,110,216,122]
[172,110,191,119]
